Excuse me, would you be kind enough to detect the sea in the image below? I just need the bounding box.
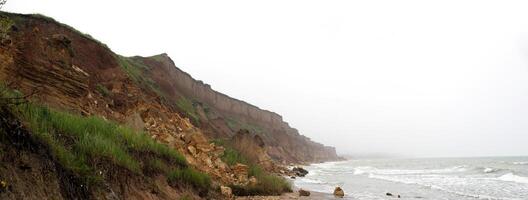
[293,157,528,200]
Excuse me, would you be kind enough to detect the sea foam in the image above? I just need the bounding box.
[497,173,528,184]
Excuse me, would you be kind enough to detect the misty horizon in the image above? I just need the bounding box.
[6,0,528,158]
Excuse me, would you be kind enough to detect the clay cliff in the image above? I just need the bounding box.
[0,11,340,199]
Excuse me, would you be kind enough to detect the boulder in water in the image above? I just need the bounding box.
[333,187,344,198]
[292,167,309,177]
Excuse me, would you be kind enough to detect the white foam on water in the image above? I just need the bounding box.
[352,165,467,176]
[484,167,500,173]
[497,173,528,184]
[512,161,528,165]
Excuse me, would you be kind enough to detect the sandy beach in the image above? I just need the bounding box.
[235,190,334,200]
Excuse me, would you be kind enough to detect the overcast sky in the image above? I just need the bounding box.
[5,0,528,157]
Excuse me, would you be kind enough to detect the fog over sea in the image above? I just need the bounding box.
[294,157,528,200]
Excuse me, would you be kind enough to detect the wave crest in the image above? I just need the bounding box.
[497,173,528,184]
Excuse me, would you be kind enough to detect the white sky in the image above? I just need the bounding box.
[5,0,528,157]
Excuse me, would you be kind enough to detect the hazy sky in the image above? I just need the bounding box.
[5,0,528,157]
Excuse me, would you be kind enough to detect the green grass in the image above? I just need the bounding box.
[0,84,212,192]
[168,168,211,190]
[2,97,187,185]
[14,103,188,171]
[147,158,170,173]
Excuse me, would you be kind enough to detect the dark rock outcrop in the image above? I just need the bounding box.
[292,167,309,177]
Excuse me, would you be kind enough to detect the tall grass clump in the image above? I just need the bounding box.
[168,168,211,190]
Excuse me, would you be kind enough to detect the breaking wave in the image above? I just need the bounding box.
[497,173,528,184]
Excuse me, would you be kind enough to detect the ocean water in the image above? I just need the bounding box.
[293,157,528,200]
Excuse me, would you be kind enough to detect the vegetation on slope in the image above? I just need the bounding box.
[0,86,210,192]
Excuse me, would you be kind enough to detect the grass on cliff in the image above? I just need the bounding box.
[0,86,193,183]
[10,103,213,190]
[15,103,188,176]
[168,168,211,190]
[213,139,291,196]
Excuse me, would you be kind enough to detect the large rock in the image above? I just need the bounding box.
[334,187,344,198]
[232,163,249,183]
[292,167,309,177]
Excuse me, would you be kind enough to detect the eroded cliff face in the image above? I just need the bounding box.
[135,54,340,163]
[0,9,338,190]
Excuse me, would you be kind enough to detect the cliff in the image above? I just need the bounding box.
[0,11,340,199]
[133,54,340,163]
